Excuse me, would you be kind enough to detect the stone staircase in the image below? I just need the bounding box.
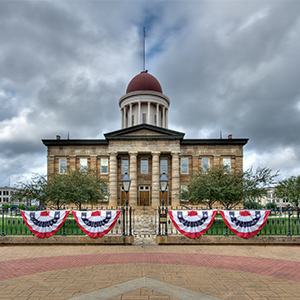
[132,206,158,245]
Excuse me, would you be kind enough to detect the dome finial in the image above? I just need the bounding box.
[143,27,146,71]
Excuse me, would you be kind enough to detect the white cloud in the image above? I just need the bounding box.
[1,0,300,186]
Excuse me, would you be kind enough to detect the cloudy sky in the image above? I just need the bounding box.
[1,0,300,186]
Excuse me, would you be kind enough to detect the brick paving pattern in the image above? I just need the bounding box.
[0,245,299,299]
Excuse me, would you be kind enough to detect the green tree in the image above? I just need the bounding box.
[275,175,300,217]
[12,169,108,209]
[182,165,278,209]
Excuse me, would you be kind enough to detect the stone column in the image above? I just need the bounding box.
[162,106,166,128]
[151,151,160,207]
[90,155,97,171]
[69,155,76,171]
[109,152,118,206]
[129,152,138,206]
[171,152,180,206]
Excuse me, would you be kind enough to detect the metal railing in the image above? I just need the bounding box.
[0,204,132,237]
[159,205,300,237]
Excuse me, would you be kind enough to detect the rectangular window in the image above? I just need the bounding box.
[103,185,108,201]
[80,158,88,172]
[142,113,146,123]
[132,115,134,126]
[59,158,67,174]
[121,158,129,174]
[160,158,168,174]
[101,158,108,174]
[154,115,157,126]
[181,157,189,174]
[223,158,231,173]
[202,158,210,173]
[141,159,148,174]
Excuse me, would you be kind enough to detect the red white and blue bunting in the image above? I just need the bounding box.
[219,210,270,239]
[20,210,70,238]
[72,210,121,238]
[168,210,217,239]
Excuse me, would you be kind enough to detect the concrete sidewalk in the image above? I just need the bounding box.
[0,245,299,299]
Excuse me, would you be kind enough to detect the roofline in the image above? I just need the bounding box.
[104,124,185,139]
[42,139,108,146]
[181,138,249,145]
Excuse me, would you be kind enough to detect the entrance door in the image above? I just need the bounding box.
[139,186,150,206]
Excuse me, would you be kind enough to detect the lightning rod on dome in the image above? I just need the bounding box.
[143,27,146,71]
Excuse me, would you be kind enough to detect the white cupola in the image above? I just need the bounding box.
[119,71,170,129]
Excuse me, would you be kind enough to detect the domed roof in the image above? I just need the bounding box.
[126,71,163,94]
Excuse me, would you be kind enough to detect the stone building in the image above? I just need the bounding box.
[42,71,248,207]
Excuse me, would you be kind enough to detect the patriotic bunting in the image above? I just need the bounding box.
[219,210,270,239]
[20,210,70,238]
[168,210,217,239]
[72,210,121,238]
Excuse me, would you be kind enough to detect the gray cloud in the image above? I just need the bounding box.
[1,0,300,186]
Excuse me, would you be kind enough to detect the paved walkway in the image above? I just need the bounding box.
[0,245,299,299]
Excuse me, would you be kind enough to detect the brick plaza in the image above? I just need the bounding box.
[0,245,299,299]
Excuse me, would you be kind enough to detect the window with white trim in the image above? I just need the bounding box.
[141,159,148,174]
[160,158,168,174]
[121,158,129,174]
[80,158,88,172]
[59,158,67,174]
[101,158,108,174]
[202,158,210,173]
[223,158,231,173]
[181,157,189,174]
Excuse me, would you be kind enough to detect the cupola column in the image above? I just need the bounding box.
[129,104,133,127]
[138,101,141,124]
[163,106,166,128]
[166,109,168,129]
[123,106,127,128]
[147,102,151,124]
[156,104,160,127]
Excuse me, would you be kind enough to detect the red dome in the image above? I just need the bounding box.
[126,71,163,94]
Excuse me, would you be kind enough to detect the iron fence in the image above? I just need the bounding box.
[0,204,132,237]
[159,205,300,236]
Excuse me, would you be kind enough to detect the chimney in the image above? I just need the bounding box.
[56,135,61,140]
[228,134,232,139]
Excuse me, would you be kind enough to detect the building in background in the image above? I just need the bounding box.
[260,187,291,208]
[42,71,248,207]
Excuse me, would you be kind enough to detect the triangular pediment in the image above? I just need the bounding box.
[104,124,185,140]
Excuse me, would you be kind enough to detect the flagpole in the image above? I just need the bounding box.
[143,27,146,71]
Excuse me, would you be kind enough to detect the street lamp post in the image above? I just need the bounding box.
[159,172,168,206]
[159,172,169,236]
[121,172,132,236]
